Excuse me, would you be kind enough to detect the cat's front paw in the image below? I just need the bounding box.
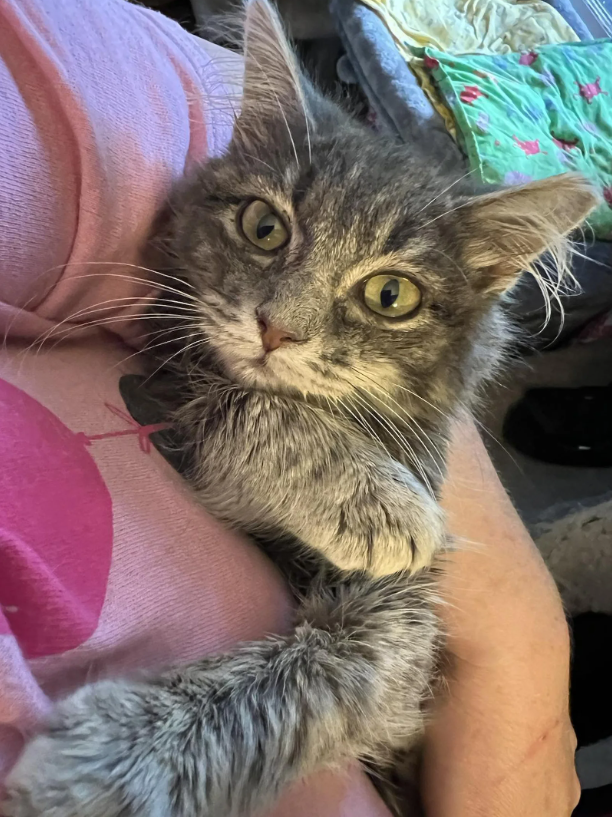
[2,681,171,817]
[331,486,446,577]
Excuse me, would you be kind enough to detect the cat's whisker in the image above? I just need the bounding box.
[27,318,202,369]
[351,390,436,497]
[28,296,199,352]
[241,152,283,178]
[250,52,301,170]
[144,335,212,386]
[387,410,446,478]
[106,338,168,375]
[30,309,201,355]
[19,296,145,358]
[2,261,198,351]
[34,270,200,308]
[414,168,477,217]
[108,330,210,376]
[60,270,201,304]
[408,417,446,473]
[428,246,469,283]
[27,314,151,362]
[323,395,342,427]
[32,260,198,294]
[419,197,478,230]
[372,375,447,420]
[366,412,435,497]
[303,101,312,167]
[339,396,384,448]
[347,367,447,478]
[370,389,447,477]
[392,414,445,482]
[49,326,199,375]
[154,333,210,358]
[351,391,411,457]
[468,410,523,471]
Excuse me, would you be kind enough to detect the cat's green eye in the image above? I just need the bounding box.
[238,199,289,252]
[362,274,422,319]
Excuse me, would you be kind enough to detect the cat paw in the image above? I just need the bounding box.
[330,487,446,577]
[2,681,170,817]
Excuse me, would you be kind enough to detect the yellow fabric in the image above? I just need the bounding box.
[362,0,579,139]
[413,65,459,138]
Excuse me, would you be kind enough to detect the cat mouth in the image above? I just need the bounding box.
[216,348,278,388]
[216,346,310,395]
[247,354,286,383]
[252,353,270,368]
[213,338,353,399]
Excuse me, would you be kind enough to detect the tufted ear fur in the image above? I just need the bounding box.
[459,174,599,294]
[233,0,312,153]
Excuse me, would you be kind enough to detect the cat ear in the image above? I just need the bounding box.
[459,174,599,293]
[233,0,311,152]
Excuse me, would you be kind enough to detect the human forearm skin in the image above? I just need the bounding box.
[421,419,578,817]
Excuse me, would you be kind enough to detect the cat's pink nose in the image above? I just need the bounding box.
[257,315,297,353]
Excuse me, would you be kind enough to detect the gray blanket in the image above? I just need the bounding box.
[331,0,463,172]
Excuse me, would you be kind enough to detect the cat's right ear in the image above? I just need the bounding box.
[233,0,312,153]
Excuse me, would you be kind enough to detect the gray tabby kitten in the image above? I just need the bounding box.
[2,2,597,816]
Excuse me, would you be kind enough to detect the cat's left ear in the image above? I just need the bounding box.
[233,0,312,153]
[459,174,599,293]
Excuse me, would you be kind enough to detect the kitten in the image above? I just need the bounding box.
[2,1,597,816]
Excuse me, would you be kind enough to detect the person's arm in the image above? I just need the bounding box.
[421,419,579,817]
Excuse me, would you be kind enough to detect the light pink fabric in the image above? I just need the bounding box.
[0,0,240,344]
[0,1,391,814]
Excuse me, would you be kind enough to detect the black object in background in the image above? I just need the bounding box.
[574,783,612,817]
[503,384,612,467]
[571,613,612,748]
[571,614,612,816]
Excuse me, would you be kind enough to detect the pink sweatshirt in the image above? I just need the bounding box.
[0,0,390,814]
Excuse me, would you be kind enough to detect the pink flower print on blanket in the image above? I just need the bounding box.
[576,77,609,103]
[460,85,486,105]
[513,136,546,156]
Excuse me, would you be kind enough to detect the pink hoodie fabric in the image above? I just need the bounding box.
[0,0,391,814]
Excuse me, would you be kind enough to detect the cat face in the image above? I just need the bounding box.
[160,0,596,409]
[170,133,485,402]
